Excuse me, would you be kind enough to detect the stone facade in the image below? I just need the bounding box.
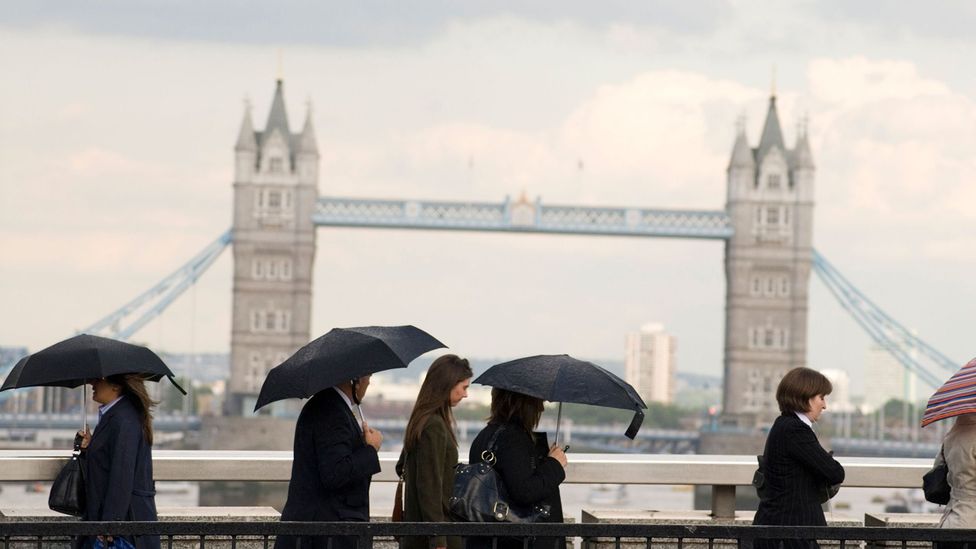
[227,79,319,415]
[722,95,815,426]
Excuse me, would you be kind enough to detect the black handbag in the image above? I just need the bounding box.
[449,425,550,523]
[49,437,86,517]
[923,447,951,505]
[751,455,767,500]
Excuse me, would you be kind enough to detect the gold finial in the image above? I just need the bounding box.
[276,49,284,81]
[771,64,777,98]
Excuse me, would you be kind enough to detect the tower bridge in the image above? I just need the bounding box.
[5,79,958,431]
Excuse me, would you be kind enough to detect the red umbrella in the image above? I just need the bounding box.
[921,357,976,427]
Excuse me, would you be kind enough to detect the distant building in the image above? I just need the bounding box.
[625,323,676,404]
[819,368,855,413]
[864,344,918,412]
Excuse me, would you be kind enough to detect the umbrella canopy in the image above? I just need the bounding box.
[921,357,976,427]
[1,334,184,393]
[254,325,446,411]
[473,354,647,438]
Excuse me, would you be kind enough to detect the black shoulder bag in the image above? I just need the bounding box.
[923,446,951,505]
[450,425,551,523]
[49,434,86,516]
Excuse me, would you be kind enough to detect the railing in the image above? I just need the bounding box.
[1,521,973,549]
[0,451,936,519]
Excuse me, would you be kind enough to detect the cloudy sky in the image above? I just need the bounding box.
[3,1,976,397]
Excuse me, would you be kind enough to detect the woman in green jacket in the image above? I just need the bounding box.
[396,354,473,549]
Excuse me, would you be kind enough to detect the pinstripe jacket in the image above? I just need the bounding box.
[753,413,845,530]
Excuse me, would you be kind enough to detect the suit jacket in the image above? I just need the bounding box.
[396,415,461,549]
[82,396,160,549]
[938,413,976,529]
[276,389,381,549]
[467,420,565,549]
[753,413,845,549]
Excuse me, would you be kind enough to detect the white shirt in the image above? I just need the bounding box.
[794,410,814,429]
[333,387,365,430]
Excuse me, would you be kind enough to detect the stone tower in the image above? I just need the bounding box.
[722,94,815,426]
[227,79,319,415]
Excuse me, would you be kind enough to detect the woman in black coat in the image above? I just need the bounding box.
[467,388,568,549]
[753,367,845,549]
[78,374,160,549]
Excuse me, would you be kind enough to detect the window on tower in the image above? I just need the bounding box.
[269,157,284,173]
[767,174,781,189]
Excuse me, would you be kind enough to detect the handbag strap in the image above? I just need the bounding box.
[480,424,508,465]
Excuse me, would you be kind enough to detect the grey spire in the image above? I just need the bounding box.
[756,95,786,162]
[235,103,257,151]
[794,121,814,170]
[728,116,755,170]
[261,79,292,148]
[298,106,318,155]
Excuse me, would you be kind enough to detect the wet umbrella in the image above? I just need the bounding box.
[254,325,446,412]
[1,334,185,429]
[921,357,976,427]
[473,354,647,440]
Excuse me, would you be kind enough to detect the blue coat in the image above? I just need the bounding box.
[82,395,160,549]
[276,389,381,549]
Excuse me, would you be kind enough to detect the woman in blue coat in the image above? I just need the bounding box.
[78,374,160,549]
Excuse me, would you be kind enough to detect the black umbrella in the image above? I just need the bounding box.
[1,334,184,392]
[254,325,446,411]
[473,354,647,440]
[1,334,185,429]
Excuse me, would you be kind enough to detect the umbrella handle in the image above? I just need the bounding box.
[554,402,562,445]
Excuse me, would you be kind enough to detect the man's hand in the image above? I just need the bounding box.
[363,422,383,451]
[75,427,91,449]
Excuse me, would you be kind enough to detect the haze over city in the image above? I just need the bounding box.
[3,1,976,398]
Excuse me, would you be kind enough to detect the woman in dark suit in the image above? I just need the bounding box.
[753,367,845,549]
[78,374,160,549]
[467,389,568,549]
[395,355,473,549]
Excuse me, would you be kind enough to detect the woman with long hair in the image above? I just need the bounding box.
[395,354,473,549]
[77,374,161,549]
[467,388,568,549]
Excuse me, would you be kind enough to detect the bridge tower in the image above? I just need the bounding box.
[227,79,319,415]
[722,94,815,426]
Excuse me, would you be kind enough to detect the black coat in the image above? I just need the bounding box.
[276,389,381,549]
[467,420,565,549]
[81,395,160,549]
[753,413,846,549]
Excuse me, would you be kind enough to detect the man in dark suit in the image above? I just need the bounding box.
[753,367,845,549]
[276,375,384,549]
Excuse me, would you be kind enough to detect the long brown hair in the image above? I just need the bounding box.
[489,388,545,434]
[107,374,158,445]
[403,355,473,452]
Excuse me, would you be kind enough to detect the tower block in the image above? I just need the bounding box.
[722,94,815,426]
[227,79,319,415]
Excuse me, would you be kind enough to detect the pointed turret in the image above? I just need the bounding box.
[793,123,814,170]
[298,109,318,155]
[728,127,755,170]
[756,95,785,163]
[262,79,291,148]
[235,105,257,151]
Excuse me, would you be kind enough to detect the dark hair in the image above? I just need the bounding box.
[403,355,473,452]
[489,388,545,434]
[106,374,158,445]
[776,367,832,415]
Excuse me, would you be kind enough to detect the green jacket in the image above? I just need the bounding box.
[397,415,461,549]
